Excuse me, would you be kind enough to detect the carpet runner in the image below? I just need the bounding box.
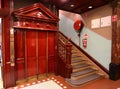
[8,77,67,89]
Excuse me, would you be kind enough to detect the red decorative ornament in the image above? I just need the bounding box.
[73,20,84,31]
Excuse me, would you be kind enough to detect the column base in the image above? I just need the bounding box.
[109,63,120,80]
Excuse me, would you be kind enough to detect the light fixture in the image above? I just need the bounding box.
[70,4,74,7]
[88,6,92,9]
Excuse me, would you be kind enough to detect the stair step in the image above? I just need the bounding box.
[72,63,90,69]
[72,59,85,63]
[71,68,96,77]
[72,51,79,53]
[66,74,103,86]
[72,55,82,58]
[72,50,79,53]
[73,66,91,73]
[71,60,86,66]
[72,57,82,60]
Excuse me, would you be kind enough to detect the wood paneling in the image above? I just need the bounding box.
[38,31,47,74]
[48,32,55,73]
[14,30,56,81]
[12,1,59,82]
[2,0,16,88]
[26,30,37,77]
[14,29,25,80]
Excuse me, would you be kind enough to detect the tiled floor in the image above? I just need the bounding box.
[7,75,120,89]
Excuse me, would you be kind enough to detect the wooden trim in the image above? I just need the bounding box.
[13,26,58,32]
[59,31,109,74]
[46,31,48,76]
[36,31,39,79]
[24,30,28,80]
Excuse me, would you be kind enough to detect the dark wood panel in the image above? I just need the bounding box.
[14,30,25,80]
[2,0,16,88]
[48,32,55,73]
[26,31,37,77]
[14,30,25,58]
[38,31,47,74]
[16,59,25,80]
[26,31,36,57]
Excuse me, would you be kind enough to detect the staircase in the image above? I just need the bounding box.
[58,32,109,87]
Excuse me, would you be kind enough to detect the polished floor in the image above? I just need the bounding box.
[7,75,120,89]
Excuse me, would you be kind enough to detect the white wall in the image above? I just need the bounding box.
[59,5,112,70]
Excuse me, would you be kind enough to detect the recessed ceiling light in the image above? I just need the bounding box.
[88,6,92,9]
[70,4,75,7]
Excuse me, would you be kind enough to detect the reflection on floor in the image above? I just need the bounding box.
[7,75,120,89]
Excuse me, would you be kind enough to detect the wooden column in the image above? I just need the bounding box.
[109,0,120,80]
[2,0,16,88]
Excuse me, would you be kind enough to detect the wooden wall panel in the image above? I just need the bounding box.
[14,29,25,80]
[48,32,55,73]
[26,30,37,77]
[38,31,47,74]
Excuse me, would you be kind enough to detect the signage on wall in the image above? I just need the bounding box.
[91,18,100,28]
[101,16,111,27]
[112,15,117,22]
[91,15,111,29]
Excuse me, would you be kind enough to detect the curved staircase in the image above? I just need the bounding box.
[58,32,109,87]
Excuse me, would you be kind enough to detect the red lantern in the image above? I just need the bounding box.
[73,20,84,31]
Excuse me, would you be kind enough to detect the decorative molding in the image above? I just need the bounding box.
[12,3,59,31]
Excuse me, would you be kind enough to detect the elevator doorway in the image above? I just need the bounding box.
[14,29,55,83]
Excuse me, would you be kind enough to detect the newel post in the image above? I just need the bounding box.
[65,41,72,78]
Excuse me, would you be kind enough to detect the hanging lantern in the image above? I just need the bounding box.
[73,20,84,32]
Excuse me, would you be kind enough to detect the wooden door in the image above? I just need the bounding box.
[14,30,55,82]
[38,31,47,74]
[25,30,37,77]
[14,29,25,81]
[48,32,55,73]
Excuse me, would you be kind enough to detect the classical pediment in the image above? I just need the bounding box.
[13,3,59,31]
[13,3,59,22]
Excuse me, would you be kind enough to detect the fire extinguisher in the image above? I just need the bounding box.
[83,34,88,48]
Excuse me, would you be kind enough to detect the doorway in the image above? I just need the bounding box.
[14,29,55,83]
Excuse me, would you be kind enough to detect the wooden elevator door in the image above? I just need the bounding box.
[14,29,55,81]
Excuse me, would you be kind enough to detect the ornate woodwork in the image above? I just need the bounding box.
[13,3,59,82]
[57,33,72,78]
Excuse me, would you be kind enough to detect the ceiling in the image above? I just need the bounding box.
[39,0,113,14]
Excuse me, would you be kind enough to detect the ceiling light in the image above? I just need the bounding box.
[70,4,75,7]
[88,6,92,9]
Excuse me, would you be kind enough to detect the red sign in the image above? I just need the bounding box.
[112,15,117,22]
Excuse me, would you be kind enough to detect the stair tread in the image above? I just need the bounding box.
[72,51,79,53]
[66,74,102,86]
[71,68,96,77]
[71,59,85,63]
[72,63,90,69]
[72,55,81,58]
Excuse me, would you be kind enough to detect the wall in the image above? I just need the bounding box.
[59,4,112,70]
